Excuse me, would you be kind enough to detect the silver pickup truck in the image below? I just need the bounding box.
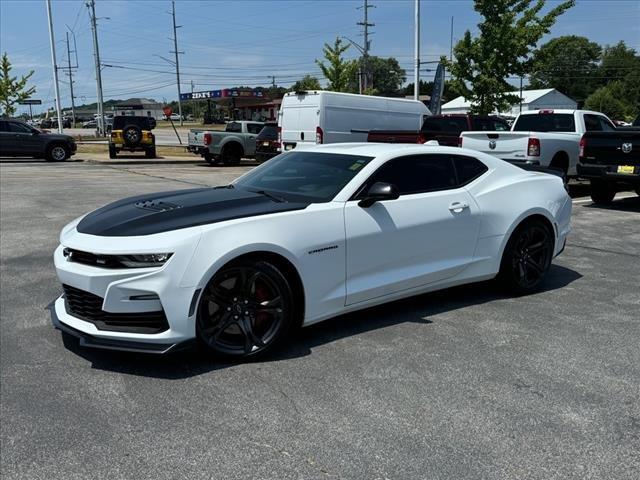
[187,121,265,165]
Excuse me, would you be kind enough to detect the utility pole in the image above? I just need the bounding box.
[414,0,420,101]
[46,0,63,133]
[64,31,77,126]
[357,0,374,93]
[270,75,276,89]
[170,1,184,126]
[87,0,105,136]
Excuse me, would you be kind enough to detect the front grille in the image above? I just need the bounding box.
[62,284,169,334]
[64,248,122,268]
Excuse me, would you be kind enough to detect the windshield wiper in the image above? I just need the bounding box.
[250,189,286,203]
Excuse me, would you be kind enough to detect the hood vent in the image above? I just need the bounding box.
[134,200,182,212]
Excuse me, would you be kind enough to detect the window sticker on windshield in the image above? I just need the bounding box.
[349,159,366,171]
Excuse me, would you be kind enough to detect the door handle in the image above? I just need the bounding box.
[448,201,469,212]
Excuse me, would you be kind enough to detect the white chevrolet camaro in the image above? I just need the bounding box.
[52,144,571,359]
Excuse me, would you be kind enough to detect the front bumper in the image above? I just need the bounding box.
[52,224,204,353]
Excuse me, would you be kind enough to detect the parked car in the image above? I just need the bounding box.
[577,128,640,204]
[187,120,264,165]
[108,116,156,159]
[368,114,510,146]
[278,90,429,151]
[51,144,571,359]
[254,123,280,163]
[41,117,71,129]
[460,109,616,177]
[0,117,76,161]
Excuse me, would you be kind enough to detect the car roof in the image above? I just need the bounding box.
[300,142,490,160]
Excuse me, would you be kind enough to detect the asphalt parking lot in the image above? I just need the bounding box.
[1,158,639,480]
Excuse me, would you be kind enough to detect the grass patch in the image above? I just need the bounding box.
[76,143,196,158]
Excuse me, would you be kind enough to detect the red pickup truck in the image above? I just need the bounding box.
[367,114,510,146]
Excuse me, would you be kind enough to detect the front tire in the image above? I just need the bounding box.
[499,219,554,295]
[590,180,616,205]
[108,144,117,159]
[46,143,69,162]
[196,260,295,360]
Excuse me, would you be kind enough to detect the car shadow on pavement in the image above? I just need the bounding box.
[583,195,640,212]
[60,264,582,379]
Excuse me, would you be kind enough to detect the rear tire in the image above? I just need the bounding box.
[498,219,554,295]
[196,259,295,360]
[590,180,616,205]
[108,144,117,159]
[222,144,242,166]
[46,143,69,162]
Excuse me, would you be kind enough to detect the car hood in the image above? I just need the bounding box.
[75,187,309,237]
[41,132,74,141]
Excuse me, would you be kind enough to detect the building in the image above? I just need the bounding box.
[111,98,165,120]
[441,88,577,116]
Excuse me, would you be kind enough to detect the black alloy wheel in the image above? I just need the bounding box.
[122,125,142,146]
[500,220,554,294]
[197,260,294,359]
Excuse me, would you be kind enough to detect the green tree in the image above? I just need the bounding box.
[528,35,601,102]
[584,83,629,119]
[357,56,406,96]
[291,75,322,91]
[441,0,575,115]
[0,52,36,116]
[316,37,353,92]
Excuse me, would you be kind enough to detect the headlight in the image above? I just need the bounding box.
[116,253,173,268]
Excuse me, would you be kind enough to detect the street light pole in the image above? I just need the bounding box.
[46,0,63,133]
[170,1,184,126]
[414,0,420,101]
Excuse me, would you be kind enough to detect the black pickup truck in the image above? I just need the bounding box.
[367,114,510,146]
[577,115,640,204]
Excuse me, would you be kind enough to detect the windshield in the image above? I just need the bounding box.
[235,151,374,202]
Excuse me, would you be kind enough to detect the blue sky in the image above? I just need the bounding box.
[1,0,639,115]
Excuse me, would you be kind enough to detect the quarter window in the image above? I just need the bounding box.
[452,155,489,185]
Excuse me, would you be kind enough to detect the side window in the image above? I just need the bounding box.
[452,155,488,185]
[247,123,263,134]
[0,121,7,132]
[8,122,32,133]
[584,114,602,132]
[226,122,241,133]
[361,154,458,196]
[597,116,615,131]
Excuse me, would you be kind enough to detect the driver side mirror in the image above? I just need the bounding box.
[358,182,400,208]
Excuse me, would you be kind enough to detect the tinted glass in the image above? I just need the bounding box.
[226,122,241,133]
[256,125,278,140]
[8,121,33,133]
[584,114,602,132]
[235,152,374,202]
[0,121,7,132]
[474,117,509,131]
[512,114,575,132]
[113,116,152,130]
[453,155,488,184]
[247,123,264,134]
[423,117,468,132]
[362,154,458,196]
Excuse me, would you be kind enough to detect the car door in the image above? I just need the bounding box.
[6,121,41,156]
[344,154,481,305]
[0,120,15,155]
[245,123,263,155]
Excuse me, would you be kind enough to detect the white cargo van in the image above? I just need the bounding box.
[278,90,430,150]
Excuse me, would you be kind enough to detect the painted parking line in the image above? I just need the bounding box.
[572,194,637,204]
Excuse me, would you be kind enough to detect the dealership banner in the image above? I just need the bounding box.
[181,89,264,101]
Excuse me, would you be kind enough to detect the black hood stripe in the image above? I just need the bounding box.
[76,187,309,237]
